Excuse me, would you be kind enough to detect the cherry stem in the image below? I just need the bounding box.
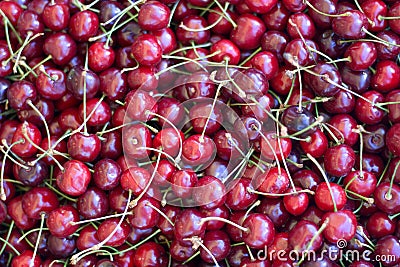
[379,15,400,20]
[307,153,338,212]
[239,47,262,67]
[129,153,162,208]
[96,122,135,136]
[0,9,22,44]
[345,189,374,204]
[17,227,49,243]
[377,155,392,185]
[0,139,27,201]
[321,123,344,145]
[180,3,229,32]
[244,200,261,220]
[363,27,400,48]
[0,236,20,256]
[19,55,52,80]
[257,129,282,175]
[70,190,133,264]
[168,0,180,27]
[26,99,51,156]
[146,202,174,226]
[44,181,77,203]
[303,0,348,18]
[221,148,254,183]
[30,213,45,267]
[0,221,17,256]
[201,217,249,232]
[112,229,162,255]
[184,236,220,267]
[296,219,329,266]
[146,111,183,163]
[248,188,315,197]
[386,160,400,201]
[199,83,223,143]
[138,146,180,170]
[356,226,375,248]
[70,212,133,226]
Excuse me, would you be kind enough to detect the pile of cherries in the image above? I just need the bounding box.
[1,0,400,266]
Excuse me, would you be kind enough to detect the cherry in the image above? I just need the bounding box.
[47,205,79,238]
[17,10,44,38]
[282,0,306,12]
[79,98,111,127]
[0,1,23,27]
[170,239,197,262]
[340,66,371,94]
[13,159,48,187]
[22,187,59,219]
[256,167,289,196]
[77,187,109,219]
[7,195,37,230]
[56,159,91,196]
[304,62,341,97]
[133,242,168,267]
[260,131,292,162]
[328,114,359,146]
[176,15,210,45]
[374,235,400,266]
[122,123,152,160]
[42,3,69,31]
[76,224,100,251]
[323,210,357,243]
[386,90,400,123]
[152,128,184,159]
[345,41,377,71]
[376,30,400,60]
[193,175,226,210]
[171,169,198,199]
[299,129,328,158]
[374,182,400,214]
[11,250,41,267]
[35,67,67,100]
[230,14,266,50]
[129,196,160,229]
[66,66,100,100]
[323,89,355,114]
[207,7,237,35]
[226,178,258,211]
[117,22,142,47]
[99,67,127,101]
[138,1,170,31]
[251,51,279,80]
[11,121,42,158]
[131,34,162,66]
[96,218,131,247]
[151,28,177,54]
[287,13,316,39]
[283,38,319,67]
[388,2,400,35]
[323,144,356,177]
[93,158,121,191]
[210,39,241,65]
[387,123,400,157]
[332,10,368,39]
[88,42,115,73]
[108,186,129,213]
[288,220,323,252]
[69,10,99,42]
[174,208,206,246]
[120,167,151,195]
[67,133,101,162]
[372,60,400,93]
[355,90,385,125]
[47,235,76,258]
[7,80,37,111]
[315,182,347,211]
[344,170,377,198]
[366,211,396,239]
[242,213,275,249]
[283,186,309,216]
[182,134,216,167]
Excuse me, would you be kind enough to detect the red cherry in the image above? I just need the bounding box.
[56,160,91,197]
[88,42,115,73]
[131,34,162,66]
[230,14,266,50]
[96,218,131,247]
[242,213,275,249]
[138,1,170,31]
[315,182,347,211]
[68,10,99,42]
[47,205,79,238]
[11,250,41,267]
[67,133,101,162]
[11,121,42,158]
[42,3,70,31]
[323,210,357,243]
[323,144,356,177]
[387,123,400,157]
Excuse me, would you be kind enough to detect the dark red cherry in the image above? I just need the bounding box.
[193,175,226,210]
[361,0,388,32]
[362,124,387,153]
[340,66,371,94]
[66,66,100,100]
[96,218,131,247]
[371,60,400,93]
[153,128,184,159]
[0,1,23,27]
[88,42,115,73]
[289,220,323,252]
[7,80,37,111]
[56,160,91,197]
[242,213,275,249]
[226,178,258,211]
[316,30,348,59]
[374,235,400,266]
[315,182,347,211]
[328,114,359,146]
[174,208,206,246]
[308,0,337,29]
[366,211,395,239]
[300,129,328,158]
[47,205,79,238]
[283,38,318,67]
[322,210,357,242]
[387,123,400,157]
[386,90,400,123]
[182,134,216,167]
[99,68,127,101]
[345,41,377,71]
[129,197,160,229]
[35,67,67,100]
[22,187,59,219]
[374,182,400,214]
[78,187,109,219]
[11,250,41,267]
[283,186,309,216]
[17,10,44,38]
[122,124,152,160]
[251,51,279,80]
[170,239,197,262]
[260,131,292,161]
[125,90,158,122]
[230,14,266,50]
[261,2,290,31]
[13,159,48,187]
[42,3,69,31]
[150,27,177,54]
[332,10,368,39]
[133,242,168,267]
[7,196,37,230]
[207,7,237,35]
[176,15,210,45]
[323,89,355,114]
[287,13,316,39]
[376,30,400,60]
[323,144,356,177]
[67,133,101,162]
[171,169,198,199]
[138,1,170,31]
[131,34,162,66]
[93,158,121,190]
[210,39,241,65]
[43,33,77,66]
[281,106,316,137]
[200,230,231,263]
[11,121,42,158]
[304,62,341,97]
[355,90,385,125]
[344,170,377,198]
[69,10,99,42]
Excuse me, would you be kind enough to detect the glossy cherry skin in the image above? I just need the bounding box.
[47,205,79,238]
[69,10,99,42]
[138,1,170,31]
[261,31,289,63]
[42,3,70,31]
[322,210,357,243]
[388,2,400,35]
[151,27,177,54]
[345,41,377,71]
[77,187,109,219]
[355,90,385,125]
[200,230,231,263]
[376,30,400,61]
[344,170,377,198]
[133,242,168,267]
[96,218,131,247]
[323,89,356,114]
[193,175,226,210]
[328,114,359,146]
[304,62,341,97]
[7,80,37,111]
[283,186,309,216]
[387,124,400,157]
[129,197,160,229]
[230,14,266,50]
[366,211,395,239]
[56,160,91,197]
[11,121,42,158]
[21,187,59,219]
[174,208,206,246]
[207,7,237,35]
[170,239,197,262]
[131,34,163,66]
[287,13,316,39]
[372,60,400,93]
[299,129,328,158]
[210,39,241,65]
[226,178,258,211]
[76,224,100,251]
[361,0,388,32]
[79,98,111,127]
[289,220,323,252]
[374,182,400,214]
[374,235,400,266]
[35,67,67,100]
[152,128,184,159]
[66,66,100,100]
[340,66,371,94]
[332,10,368,39]
[88,42,115,73]
[99,68,127,101]
[122,124,152,160]
[0,1,23,27]
[283,38,319,67]
[362,124,387,153]
[256,167,289,196]
[242,213,275,249]
[260,131,292,162]
[176,15,210,45]
[315,182,347,211]
[7,195,37,230]
[182,134,216,167]
[17,10,44,38]
[323,144,356,177]
[44,33,78,66]
[11,250,41,267]
[386,90,400,123]
[67,133,101,162]
[93,158,121,190]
